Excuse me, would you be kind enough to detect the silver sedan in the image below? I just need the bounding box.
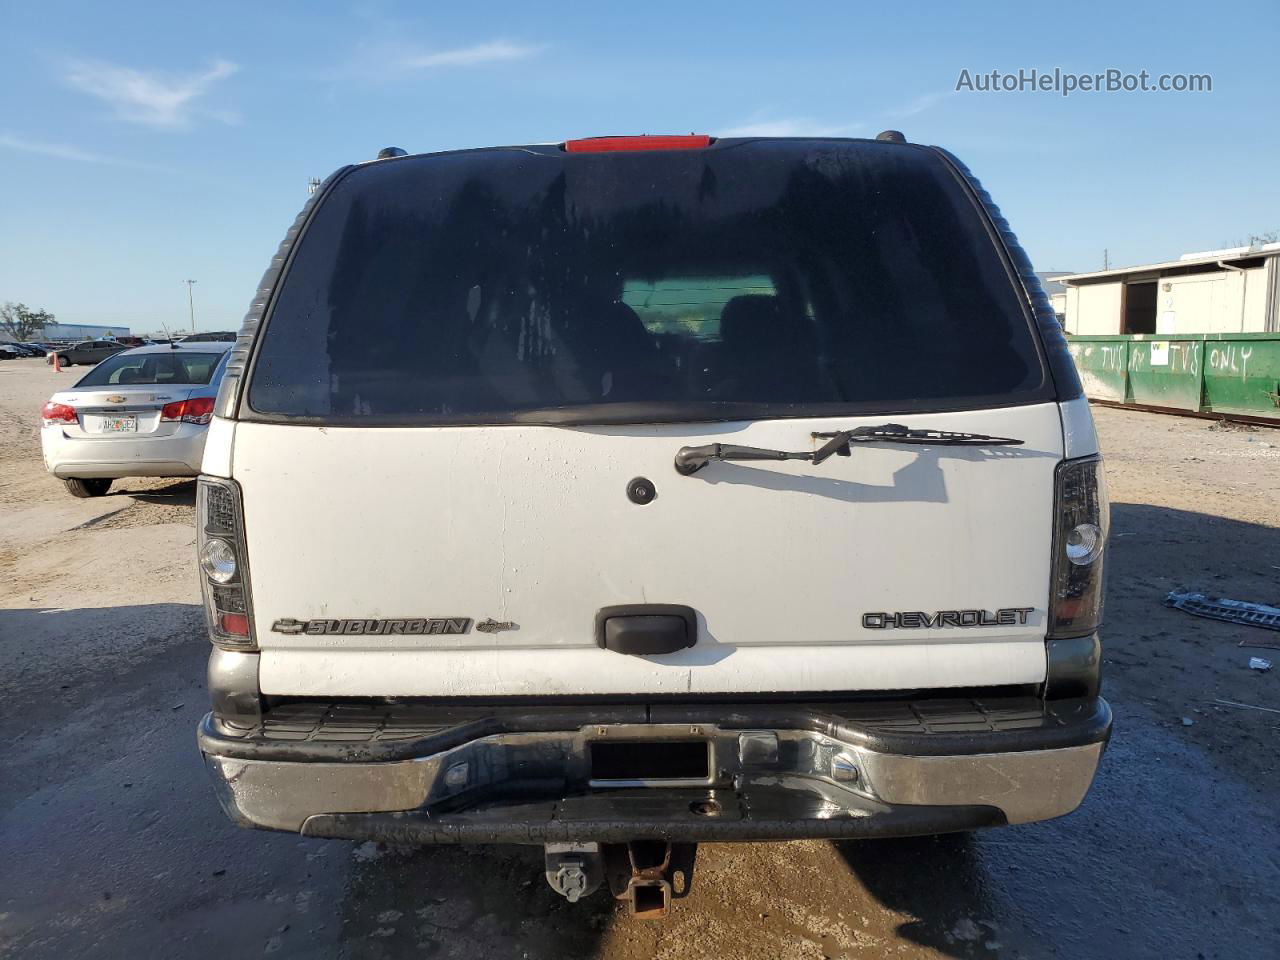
[40,342,233,497]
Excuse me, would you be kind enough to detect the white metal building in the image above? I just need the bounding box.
[1058,243,1280,336]
[1036,272,1072,325]
[40,322,133,341]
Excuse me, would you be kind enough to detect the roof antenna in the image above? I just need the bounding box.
[159,320,178,349]
[376,147,408,160]
[875,130,907,143]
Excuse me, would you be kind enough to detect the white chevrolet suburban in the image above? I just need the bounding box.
[197,133,1110,915]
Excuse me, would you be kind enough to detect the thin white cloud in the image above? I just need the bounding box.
[886,90,954,119]
[0,132,170,171]
[718,117,863,138]
[400,40,543,69]
[64,57,239,128]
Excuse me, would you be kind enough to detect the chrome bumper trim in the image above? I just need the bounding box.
[854,742,1104,824]
[201,720,1105,837]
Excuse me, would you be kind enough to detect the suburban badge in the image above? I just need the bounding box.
[270,617,473,636]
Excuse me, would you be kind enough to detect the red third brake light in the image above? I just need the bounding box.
[41,401,78,424]
[564,135,712,153]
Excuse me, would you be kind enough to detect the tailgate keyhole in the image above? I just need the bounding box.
[627,477,656,505]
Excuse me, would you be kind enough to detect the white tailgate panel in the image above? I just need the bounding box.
[237,404,1064,696]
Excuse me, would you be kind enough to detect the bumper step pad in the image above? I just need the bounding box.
[208,695,1109,763]
[298,786,1007,845]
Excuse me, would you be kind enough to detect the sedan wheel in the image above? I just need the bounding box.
[64,478,112,498]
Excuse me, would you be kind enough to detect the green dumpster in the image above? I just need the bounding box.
[1126,338,1204,412]
[1067,337,1128,402]
[1067,332,1280,423]
[1201,334,1280,418]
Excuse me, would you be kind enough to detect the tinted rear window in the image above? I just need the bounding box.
[248,140,1049,423]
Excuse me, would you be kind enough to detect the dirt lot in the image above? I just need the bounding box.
[2,355,1278,959]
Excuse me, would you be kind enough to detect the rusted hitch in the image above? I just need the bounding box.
[543,840,698,916]
[604,841,698,919]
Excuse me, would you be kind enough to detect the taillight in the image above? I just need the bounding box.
[564,134,712,153]
[182,396,215,424]
[1049,455,1109,638]
[198,477,256,650]
[42,401,77,424]
[218,613,250,637]
[161,397,216,424]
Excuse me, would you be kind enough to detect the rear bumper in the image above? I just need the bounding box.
[41,424,207,478]
[198,696,1110,844]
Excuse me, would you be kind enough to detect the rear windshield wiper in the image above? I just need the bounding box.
[674,423,1023,475]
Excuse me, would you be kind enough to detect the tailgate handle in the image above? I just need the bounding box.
[596,605,696,656]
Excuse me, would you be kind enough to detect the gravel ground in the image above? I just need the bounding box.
[1,356,1278,959]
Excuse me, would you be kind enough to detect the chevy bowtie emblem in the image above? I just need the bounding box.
[106,395,127,404]
[476,618,518,633]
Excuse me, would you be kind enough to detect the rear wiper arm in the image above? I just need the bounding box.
[674,423,1022,476]
[674,442,821,476]
[812,423,1024,449]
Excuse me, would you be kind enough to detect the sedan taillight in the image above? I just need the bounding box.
[182,396,215,424]
[41,401,77,424]
[161,396,216,424]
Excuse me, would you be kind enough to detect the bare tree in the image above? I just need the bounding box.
[0,302,55,341]
[1226,229,1280,247]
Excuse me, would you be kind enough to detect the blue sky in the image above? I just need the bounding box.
[1,0,1277,332]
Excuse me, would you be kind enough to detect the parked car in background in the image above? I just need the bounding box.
[47,339,130,367]
[179,331,238,343]
[40,342,233,497]
[0,344,20,360]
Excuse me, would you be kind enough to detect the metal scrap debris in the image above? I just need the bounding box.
[1240,639,1280,651]
[1248,657,1273,672]
[1165,591,1280,632]
[1212,698,1280,715]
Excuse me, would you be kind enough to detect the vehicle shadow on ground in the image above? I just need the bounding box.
[834,834,999,958]
[124,478,197,505]
[333,842,614,958]
[0,602,205,713]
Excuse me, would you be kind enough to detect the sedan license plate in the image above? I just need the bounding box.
[104,416,137,433]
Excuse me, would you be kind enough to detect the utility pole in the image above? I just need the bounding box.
[184,279,197,334]
[1103,249,1109,270]
[307,178,321,195]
